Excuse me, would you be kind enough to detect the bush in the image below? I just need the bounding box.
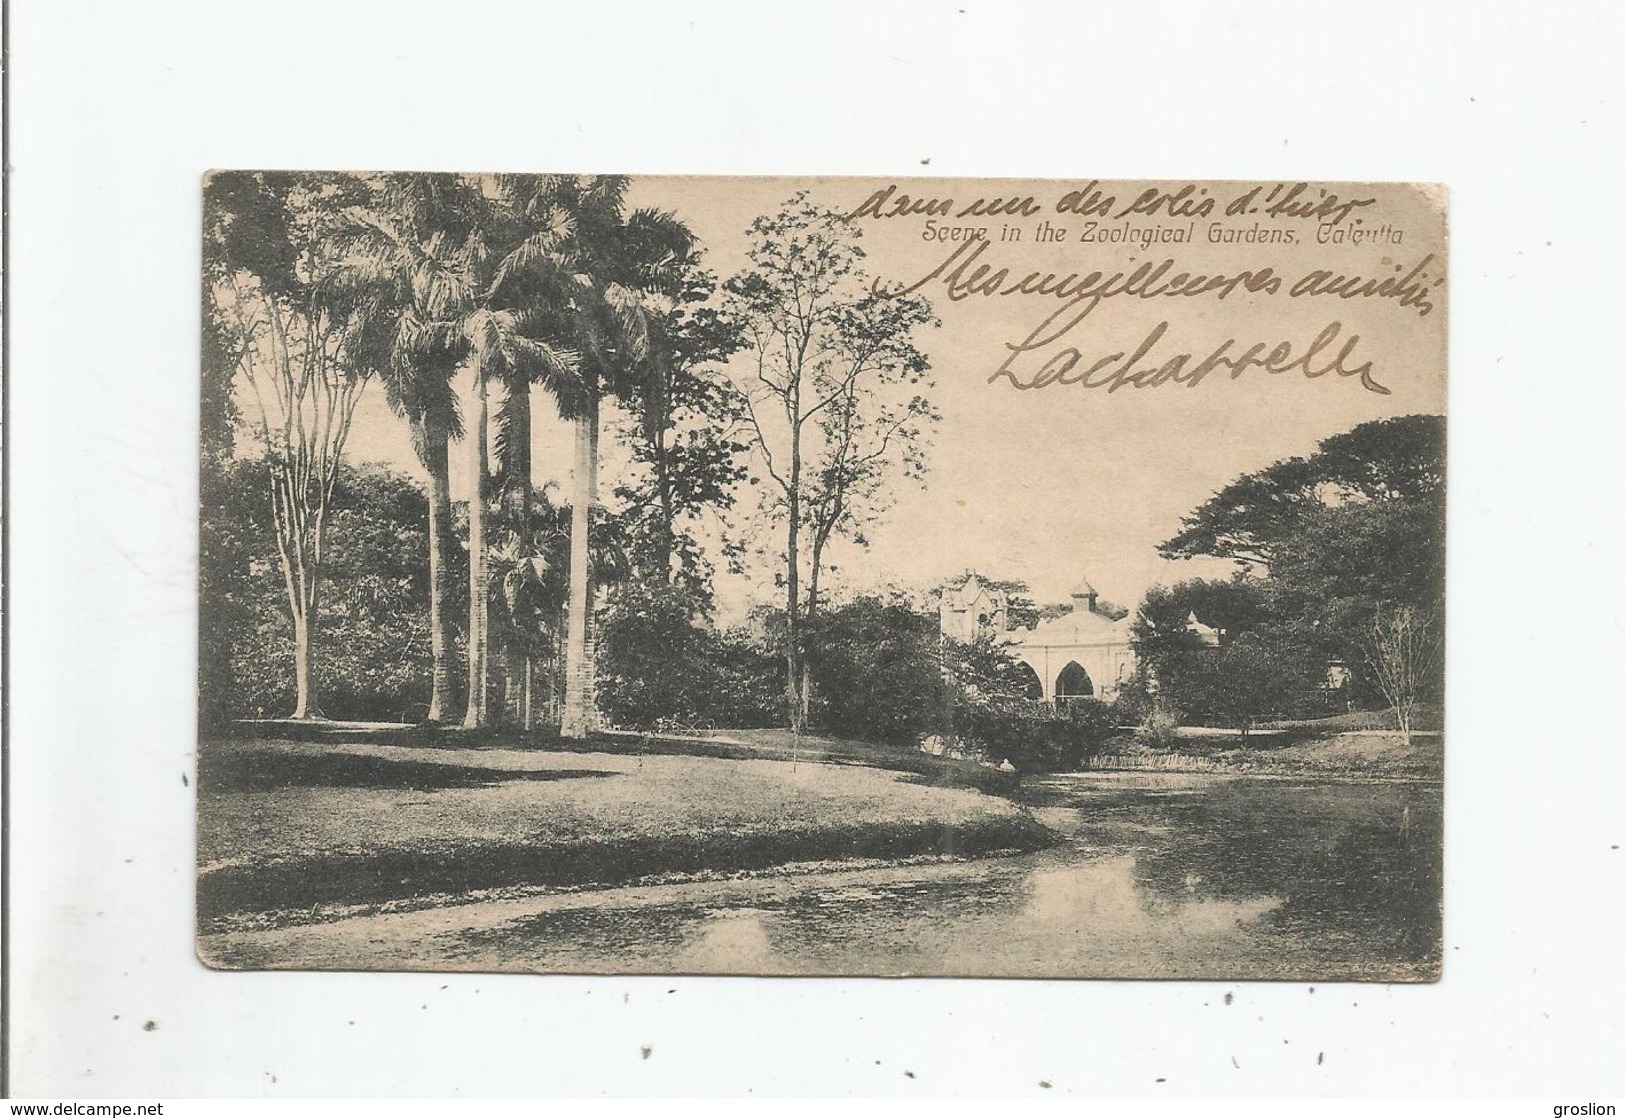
[955,696,1116,773]
[1111,677,1153,725]
[807,595,943,746]
[597,580,782,730]
[1137,700,1182,749]
[200,460,438,724]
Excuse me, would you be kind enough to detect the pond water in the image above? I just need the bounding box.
[214,771,1442,981]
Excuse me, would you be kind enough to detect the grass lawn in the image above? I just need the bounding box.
[196,736,1050,938]
[1265,703,1444,735]
[1094,722,1443,780]
[690,727,1022,792]
[1233,730,1443,779]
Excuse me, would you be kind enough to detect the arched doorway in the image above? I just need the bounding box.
[1013,661,1043,701]
[1056,660,1094,700]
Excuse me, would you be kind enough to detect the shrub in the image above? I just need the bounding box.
[200,460,437,724]
[597,580,782,730]
[1138,700,1182,749]
[955,696,1116,773]
[807,595,943,746]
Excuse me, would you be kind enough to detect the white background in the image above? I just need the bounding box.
[7,0,1624,1099]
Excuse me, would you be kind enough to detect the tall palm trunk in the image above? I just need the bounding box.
[502,376,533,725]
[560,395,599,738]
[419,414,455,722]
[463,372,491,728]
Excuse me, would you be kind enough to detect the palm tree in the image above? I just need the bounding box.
[483,176,613,737]
[339,172,611,731]
[484,186,579,724]
[406,174,690,736]
[339,173,545,730]
[473,181,596,725]
[512,178,693,738]
[486,483,633,728]
[458,305,577,726]
[337,174,483,722]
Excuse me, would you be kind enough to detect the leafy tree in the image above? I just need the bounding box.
[1159,414,1444,568]
[941,632,1045,706]
[201,256,246,730]
[1362,606,1442,744]
[1266,497,1446,661]
[1148,415,1446,722]
[200,461,437,723]
[725,193,939,729]
[1131,576,1266,667]
[204,171,376,718]
[806,594,943,746]
[1177,629,1325,736]
[1314,414,1446,502]
[613,257,749,596]
[1128,576,1337,731]
[596,578,780,730]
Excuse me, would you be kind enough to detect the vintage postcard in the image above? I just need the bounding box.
[198,174,1446,978]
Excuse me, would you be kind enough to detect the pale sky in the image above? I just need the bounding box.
[333,176,1448,622]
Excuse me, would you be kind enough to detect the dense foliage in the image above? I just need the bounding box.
[806,594,944,746]
[595,580,781,731]
[807,596,1115,769]
[938,633,1119,770]
[1131,415,1446,730]
[201,460,441,724]
[955,696,1118,772]
[604,586,1119,771]
[724,193,939,730]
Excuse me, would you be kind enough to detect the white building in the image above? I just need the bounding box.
[938,574,1010,643]
[938,574,1137,703]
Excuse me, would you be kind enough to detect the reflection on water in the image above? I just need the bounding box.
[443,773,1441,981]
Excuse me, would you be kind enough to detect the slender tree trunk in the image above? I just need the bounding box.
[780,365,810,732]
[784,486,804,731]
[273,467,324,721]
[784,576,802,731]
[421,416,455,722]
[561,396,599,738]
[650,415,675,581]
[290,596,317,719]
[463,372,490,728]
[799,524,836,731]
[523,657,534,731]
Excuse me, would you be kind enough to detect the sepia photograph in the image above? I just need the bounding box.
[195,173,1447,980]
[17,0,1625,1100]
